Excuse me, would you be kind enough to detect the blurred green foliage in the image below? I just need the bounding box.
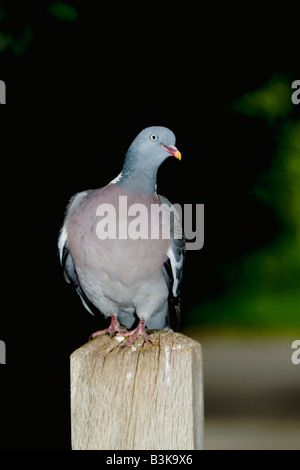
[0,24,32,54]
[232,76,293,122]
[0,1,78,54]
[48,2,78,21]
[190,77,300,331]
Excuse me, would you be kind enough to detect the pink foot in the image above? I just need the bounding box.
[116,318,152,347]
[90,315,127,339]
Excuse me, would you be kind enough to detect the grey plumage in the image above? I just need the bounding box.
[58,126,185,342]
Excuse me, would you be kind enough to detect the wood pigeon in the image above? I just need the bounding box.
[58,126,185,346]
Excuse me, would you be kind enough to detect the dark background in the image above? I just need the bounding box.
[1,2,300,450]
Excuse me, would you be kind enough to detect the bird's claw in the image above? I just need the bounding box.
[89,315,127,340]
[117,317,152,348]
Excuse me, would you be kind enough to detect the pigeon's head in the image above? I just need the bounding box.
[126,126,181,167]
[118,126,181,193]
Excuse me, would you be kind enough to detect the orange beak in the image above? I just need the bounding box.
[164,144,182,160]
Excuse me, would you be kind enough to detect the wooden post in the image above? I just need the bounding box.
[71,330,204,450]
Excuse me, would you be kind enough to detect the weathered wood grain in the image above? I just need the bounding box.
[71,330,203,450]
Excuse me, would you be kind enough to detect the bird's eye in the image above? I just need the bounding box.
[150,133,158,141]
